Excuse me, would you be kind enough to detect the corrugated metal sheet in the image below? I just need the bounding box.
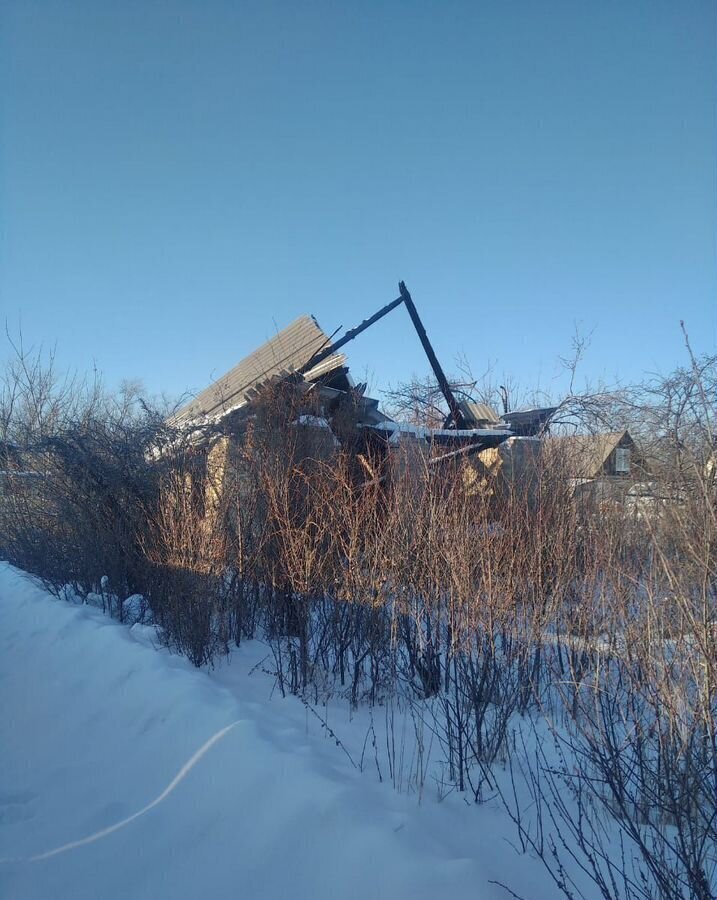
[458,401,501,425]
[172,315,346,425]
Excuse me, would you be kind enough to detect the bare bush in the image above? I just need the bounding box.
[1,335,715,898]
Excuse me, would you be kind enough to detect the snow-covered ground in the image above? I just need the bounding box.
[0,562,558,900]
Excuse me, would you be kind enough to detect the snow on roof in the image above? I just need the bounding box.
[372,421,511,444]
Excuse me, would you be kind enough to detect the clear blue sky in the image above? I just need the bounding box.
[1,1,715,407]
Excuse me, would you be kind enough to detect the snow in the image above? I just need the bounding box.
[293,414,332,429]
[372,421,511,443]
[0,563,557,900]
[122,593,148,625]
[292,415,340,446]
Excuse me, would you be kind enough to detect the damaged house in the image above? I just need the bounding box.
[169,283,557,511]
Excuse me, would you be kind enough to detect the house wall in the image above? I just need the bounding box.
[602,435,635,477]
[475,437,543,502]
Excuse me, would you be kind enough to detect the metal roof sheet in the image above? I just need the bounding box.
[458,401,501,425]
[171,315,346,425]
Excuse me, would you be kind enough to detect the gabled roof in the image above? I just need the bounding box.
[171,315,346,426]
[551,430,633,479]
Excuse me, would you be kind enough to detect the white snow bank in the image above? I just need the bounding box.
[0,563,555,900]
[122,593,149,625]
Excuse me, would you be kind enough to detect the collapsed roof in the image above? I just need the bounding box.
[170,284,556,451]
[171,315,350,426]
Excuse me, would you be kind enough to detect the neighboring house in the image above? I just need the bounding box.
[549,429,650,505]
[501,407,558,437]
[555,430,643,479]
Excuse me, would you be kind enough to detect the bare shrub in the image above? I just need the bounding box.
[2,332,715,897]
